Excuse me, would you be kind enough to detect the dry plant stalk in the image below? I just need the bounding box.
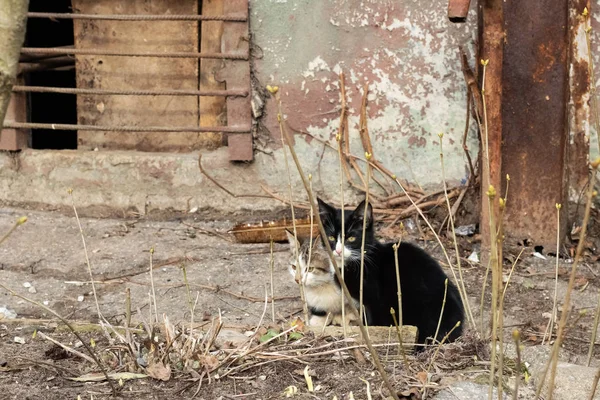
[389,307,409,369]
[439,133,475,327]
[337,73,348,338]
[359,151,372,325]
[512,329,521,400]
[69,189,105,325]
[537,160,600,400]
[0,282,117,396]
[544,203,562,346]
[392,236,406,363]
[0,216,27,246]
[269,238,276,322]
[590,368,600,400]
[149,247,158,323]
[273,88,310,324]
[433,279,449,344]
[275,92,401,400]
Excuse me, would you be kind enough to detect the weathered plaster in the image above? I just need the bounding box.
[251,0,479,191]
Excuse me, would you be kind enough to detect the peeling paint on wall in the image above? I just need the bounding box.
[250,0,479,193]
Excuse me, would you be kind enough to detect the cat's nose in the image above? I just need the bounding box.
[335,243,342,255]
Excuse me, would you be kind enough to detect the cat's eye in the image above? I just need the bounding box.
[291,264,297,270]
[347,236,356,243]
[327,236,335,242]
[307,266,315,272]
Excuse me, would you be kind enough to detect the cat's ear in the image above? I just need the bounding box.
[311,234,323,249]
[317,197,336,218]
[351,199,373,227]
[285,229,300,250]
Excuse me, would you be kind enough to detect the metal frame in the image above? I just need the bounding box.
[3,2,253,161]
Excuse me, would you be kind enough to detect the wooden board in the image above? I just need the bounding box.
[308,325,417,351]
[72,0,219,152]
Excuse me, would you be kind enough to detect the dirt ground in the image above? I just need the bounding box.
[1,205,600,399]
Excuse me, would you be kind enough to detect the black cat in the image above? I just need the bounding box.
[317,197,464,347]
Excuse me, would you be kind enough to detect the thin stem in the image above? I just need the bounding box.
[269,238,276,323]
[439,133,474,327]
[545,204,561,345]
[501,248,525,302]
[276,93,309,323]
[68,190,105,327]
[512,329,521,400]
[0,216,27,247]
[149,247,158,323]
[336,73,348,338]
[590,368,600,400]
[480,259,491,335]
[393,239,403,328]
[360,156,371,324]
[390,307,409,370]
[433,279,449,344]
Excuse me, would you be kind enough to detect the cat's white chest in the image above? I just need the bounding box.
[304,284,343,313]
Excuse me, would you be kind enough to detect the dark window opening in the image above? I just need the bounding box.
[26,0,77,149]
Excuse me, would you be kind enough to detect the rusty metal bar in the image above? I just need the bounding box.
[478,0,504,258]
[20,47,247,60]
[27,12,247,22]
[448,0,472,23]
[3,122,250,133]
[501,0,569,248]
[12,85,248,97]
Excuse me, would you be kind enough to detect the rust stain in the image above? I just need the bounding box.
[533,42,557,83]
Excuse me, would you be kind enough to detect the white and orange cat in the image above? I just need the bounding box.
[286,230,357,327]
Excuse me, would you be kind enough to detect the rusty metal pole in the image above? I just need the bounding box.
[478,0,504,258]
[501,0,569,250]
[448,0,473,23]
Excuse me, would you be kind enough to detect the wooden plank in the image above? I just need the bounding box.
[199,0,226,149]
[221,0,252,161]
[0,76,27,150]
[308,325,417,351]
[72,0,200,152]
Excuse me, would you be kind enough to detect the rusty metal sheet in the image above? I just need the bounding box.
[501,0,569,249]
[220,0,252,161]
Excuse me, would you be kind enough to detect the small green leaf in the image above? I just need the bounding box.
[288,331,303,341]
[259,328,279,343]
